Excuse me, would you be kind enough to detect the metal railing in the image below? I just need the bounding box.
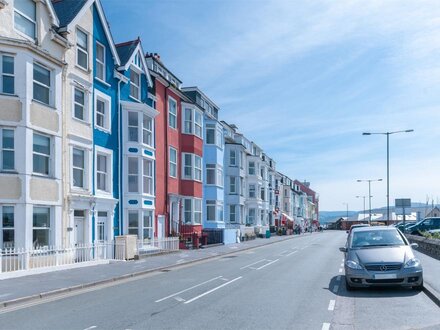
[0,241,125,274]
[137,237,179,256]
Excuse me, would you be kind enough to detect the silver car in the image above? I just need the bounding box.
[339,226,423,290]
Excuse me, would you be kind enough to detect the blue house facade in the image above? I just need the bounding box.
[92,2,121,242]
[116,39,158,240]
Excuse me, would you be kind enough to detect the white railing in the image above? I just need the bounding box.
[137,237,179,256]
[0,241,125,274]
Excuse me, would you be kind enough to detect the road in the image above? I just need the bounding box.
[0,231,439,330]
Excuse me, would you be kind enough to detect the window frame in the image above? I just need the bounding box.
[95,41,106,82]
[73,86,86,122]
[127,156,139,193]
[229,205,236,223]
[129,67,141,101]
[95,147,112,194]
[182,106,203,138]
[32,206,51,248]
[0,128,15,172]
[206,125,215,145]
[72,147,86,189]
[127,111,139,143]
[168,97,177,129]
[229,176,236,194]
[143,158,154,196]
[182,153,202,182]
[0,54,15,95]
[13,0,36,40]
[229,149,236,166]
[32,132,51,176]
[76,28,89,71]
[1,205,15,249]
[248,184,256,198]
[142,114,153,147]
[182,198,203,225]
[248,161,256,175]
[169,146,177,178]
[94,90,111,133]
[33,62,52,106]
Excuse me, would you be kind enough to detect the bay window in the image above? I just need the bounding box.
[229,149,236,166]
[229,177,236,194]
[128,210,138,236]
[206,200,216,221]
[1,128,14,171]
[249,184,256,198]
[183,198,202,224]
[1,55,14,94]
[14,0,36,39]
[206,125,215,144]
[206,164,215,185]
[248,208,256,225]
[183,106,203,138]
[143,114,153,146]
[128,111,138,142]
[182,153,202,181]
[143,159,153,195]
[127,210,154,239]
[229,205,236,223]
[248,161,255,175]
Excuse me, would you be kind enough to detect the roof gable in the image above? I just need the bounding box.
[51,0,88,28]
[116,39,152,87]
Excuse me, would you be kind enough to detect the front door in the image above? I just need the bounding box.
[74,211,85,246]
[96,211,108,259]
[158,215,165,239]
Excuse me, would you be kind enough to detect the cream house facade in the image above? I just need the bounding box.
[0,0,65,249]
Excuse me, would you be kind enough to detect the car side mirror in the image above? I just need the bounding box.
[410,243,418,249]
[339,247,347,253]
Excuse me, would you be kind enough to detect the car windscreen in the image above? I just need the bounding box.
[351,229,406,248]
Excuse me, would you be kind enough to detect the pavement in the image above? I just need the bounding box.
[0,231,439,311]
[0,233,307,307]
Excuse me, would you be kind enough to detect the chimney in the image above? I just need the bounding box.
[153,53,161,61]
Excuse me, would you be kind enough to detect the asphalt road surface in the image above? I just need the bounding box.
[0,231,439,330]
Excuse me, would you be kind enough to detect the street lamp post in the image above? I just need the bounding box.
[363,129,414,224]
[356,195,367,222]
[343,202,349,221]
[357,179,382,225]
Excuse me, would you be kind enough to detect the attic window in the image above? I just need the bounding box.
[76,29,88,70]
[14,0,36,40]
[130,69,140,101]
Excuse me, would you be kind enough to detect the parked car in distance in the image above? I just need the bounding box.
[395,222,416,232]
[346,223,370,234]
[405,217,440,235]
[340,226,423,291]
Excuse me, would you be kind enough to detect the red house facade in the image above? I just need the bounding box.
[146,54,203,247]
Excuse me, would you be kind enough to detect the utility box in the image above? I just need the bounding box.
[116,235,137,260]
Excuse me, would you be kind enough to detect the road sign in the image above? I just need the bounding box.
[395,198,411,208]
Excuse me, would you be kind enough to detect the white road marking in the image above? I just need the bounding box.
[256,259,279,270]
[300,246,308,250]
[342,258,345,262]
[336,276,341,281]
[184,277,242,304]
[339,268,343,273]
[240,259,267,270]
[279,250,289,256]
[328,300,335,311]
[229,246,238,249]
[155,276,223,302]
[333,285,339,293]
[220,277,229,281]
[286,250,298,256]
[176,259,185,264]
[174,296,185,302]
[340,263,344,267]
[322,323,331,330]
[83,326,97,330]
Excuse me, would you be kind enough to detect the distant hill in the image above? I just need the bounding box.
[319,211,357,223]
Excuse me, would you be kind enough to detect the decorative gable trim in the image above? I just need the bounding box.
[119,42,153,87]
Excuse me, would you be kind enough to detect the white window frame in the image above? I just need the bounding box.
[127,210,139,236]
[206,164,215,185]
[229,205,236,223]
[127,156,139,193]
[32,132,52,176]
[73,86,87,122]
[13,0,36,40]
[143,158,154,196]
[94,90,111,133]
[0,128,15,172]
[183,198,202,225]
[129,67,141,101]
[168,97,177,129]
[76,28,89,71]
[32,206,51,248]
[248,208,256,225]
[95,147,112,194]
[127,111,139,142]
[183,106,203,138]
[169,147,177,178]
[142,114,153,147]
[0,54,15,95]
[229,149,236,166]
[249,184,256,198]
[33,62,53,106]
[95,41,106,82]
[182,153,202,182]
[206,125,215,145]
[229,176,236,194]
[72,147,87,189]
[248,161,255,175]
[206,200,216,222]
[1,205,15,249]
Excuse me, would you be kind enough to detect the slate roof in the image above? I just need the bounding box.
[115,38,140,66]
[51,0,88,28]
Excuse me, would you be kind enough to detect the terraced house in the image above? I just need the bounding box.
[0,0,64,249]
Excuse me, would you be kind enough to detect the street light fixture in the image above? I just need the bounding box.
[362,129,414,224]
[356,195,367,222]
[357,179,382,224]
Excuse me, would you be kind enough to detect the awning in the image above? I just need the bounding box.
[280,212,294,225]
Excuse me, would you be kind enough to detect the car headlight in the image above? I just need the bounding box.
[346,260,362,270]
[404,258,420,269]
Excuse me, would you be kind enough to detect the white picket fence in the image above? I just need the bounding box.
[137,237,179,256]
[0,241,125,274]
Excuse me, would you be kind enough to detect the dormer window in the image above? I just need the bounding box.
[14,0,36,40]
[130,69,140,100]
[76,29,88,70]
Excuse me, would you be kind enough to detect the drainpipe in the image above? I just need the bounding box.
[61,59,68,247]
[117,78,123,237]
[164,80,171,237]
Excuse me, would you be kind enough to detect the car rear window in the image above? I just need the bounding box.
[351,229,406,248]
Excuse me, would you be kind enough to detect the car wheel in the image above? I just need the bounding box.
[413,280,423,291]
[345,278,354,291]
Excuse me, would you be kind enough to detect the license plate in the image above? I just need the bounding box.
[374,274,397,280]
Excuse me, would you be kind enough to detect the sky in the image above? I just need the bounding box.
[102,0,440,212]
